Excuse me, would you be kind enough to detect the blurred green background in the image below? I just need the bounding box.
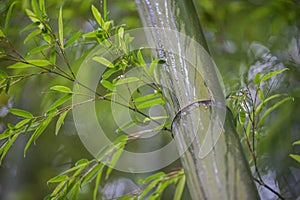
[0,0,299,199]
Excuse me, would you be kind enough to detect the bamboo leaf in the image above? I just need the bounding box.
[5,2,18,32]
[258,97,294,127]
[141,172,165,184]
[24,29,41,44]
[65,31,82,48]
[46,94,72,112]
[39,0,46,14]
[105,145,124,180]
[47,175,69,184]
[289,154,300,163]
[82,163,104,184]
[31,0,41,18]
[101,79,114,91]
[93,56,114,68]
[136,98,164,110]
[27,59,51,66]
[29,44,49,55]
[260,68,289,83]
[25,9,39,23]
[0,133,19,164]
[15,118,32,129]
[174,175,185,200]
[134,93,160,103]
[91,5,104,27]
[55,110,69,135]
[116,120,135,133]
[9,108,33,118]
[253,72,261,85]
[93,166,103,200]
[292,140,300,146]
[50,85,72,94]
[7,62,33,69]
[58,7,64,49]
[102,68,119,79]
[115,77,140,86]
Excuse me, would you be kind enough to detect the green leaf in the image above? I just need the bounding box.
[116,120,135,133]
[15,118,32,129]
[39,0,46,15]
[0,29,5,37]
[292,140,300,146]
[82,163,104,185]
[25,9,39,23]
[260,68,289,83]
[258,97,294,127]
[58,7,64,49]
[27,59,51,66]
[136,98,164,109]
[48,175,69,184]
[253,72,261,85]
[238,110,246,124]
[31,0,41,18]
[50,181,66,197]
[70,182,80,199]
[115,77,140,86]
[24,29,41,44]
[7,62,33,69]
[258,88,265,101]
[174,175,185,200]
[5,78,11,93]
[29,44,49,55]
[21,22,41,33]
[134,93,160,103]
[55,110,69,135]
[102,68,119,79]
[46,94,72,112]
[24,112,55,156]
[105,147,124,180]
[93,56,114,68]
[50,85,72,94]
[91,5,104,27]
[5,2,18,32]
[255,94,282,116]
[10,108,33,118]
[50,47,56,64]
[0,130,11,140]
[0,133,19,164]
[289,154,300,163]
[142,172,165,184]
[65,31,82,48]
[118,27,124,40]
[101,79,114,91]
[93,166,103,200]
[0,70,8,79]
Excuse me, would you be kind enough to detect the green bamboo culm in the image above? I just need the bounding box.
[134,0,259,199]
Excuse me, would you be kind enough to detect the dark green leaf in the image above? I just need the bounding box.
[10,108,33,118]
[5,78,10,93]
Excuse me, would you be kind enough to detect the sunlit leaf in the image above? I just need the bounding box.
[27,59,51,66]
[141,172,165,184]
[31,0,41,18]
[50,85,72,94]
[134,93,160,103]
[25,9,39,23]
[10,108,33,118]
[82,163,103,184]
[292,140,300,146]
[289,154,300,163]
[15,118,32,129]
[91,5,104,27]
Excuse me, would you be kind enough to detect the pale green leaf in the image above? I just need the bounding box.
[27,59,51,66]
[261,68,289,83]
[115,77,140,86]
[136,98,164,109]
[55,110,69,135]
[134,93,160,103]
[25,9,39,23]
[10,108,33,118]
[253,72,261,85]
[293,140,300,146]
[7,62,33,69]
[101,79,114,91]
[47,175,69,184]
[93,56,114,68]
[174,175,185,200]
[58,7,64,49]
[15,118,32,129]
